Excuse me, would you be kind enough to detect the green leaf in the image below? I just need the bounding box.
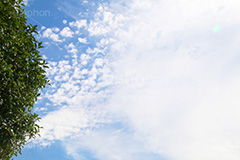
[0,0,50,159]
[31,25,37,32]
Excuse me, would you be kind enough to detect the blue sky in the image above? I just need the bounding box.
[15,0,240,160]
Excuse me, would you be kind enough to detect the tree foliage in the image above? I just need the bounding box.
[0,0,49,159]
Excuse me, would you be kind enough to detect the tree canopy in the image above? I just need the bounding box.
[0,0,49,159]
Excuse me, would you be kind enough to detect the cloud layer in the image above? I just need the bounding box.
[107,1,240,159]
[35,0,240,159]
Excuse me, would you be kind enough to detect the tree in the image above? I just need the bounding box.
[0,0,49,159]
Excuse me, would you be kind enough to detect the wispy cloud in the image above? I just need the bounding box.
[105,0,240,159]
[35,0,240,159]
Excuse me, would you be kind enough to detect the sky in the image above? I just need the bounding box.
[15,0,240,160]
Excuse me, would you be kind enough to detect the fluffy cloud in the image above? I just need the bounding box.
[78,37,88,44]
[80,54,90,65]
[66,43,78,57]
[42,28,62,42]
[69,19,87,29]
[88,5,125,36]
[63,19,67,24]
[60,27,74,37]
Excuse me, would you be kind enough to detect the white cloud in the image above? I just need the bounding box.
[41,26,46,30]
[67,43,75,49]
[38,107,90,141]
[35,0,240,160]
[63,128,160,160]
[69,19,87,29]
[60,27,74,37]
[78,37,88,44]
[65,43,78,60]
[46,61,58,76]
[52,27,60,32]
[66,43,78,54]
[80,54,90,65]
[63,19,67,24]
[68,48,78,55]
[58,60,72,74]
[94,58,103,67]
[86,47,104,55]
[103,0,240,160]
[42,28,62,42]
[88,5,125,36]
[42,29,52,37]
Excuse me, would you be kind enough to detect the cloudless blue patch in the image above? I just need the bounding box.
[55,0,102,20]
[15,141,73,160]
[40,44,68,61]
[24,0,73,29]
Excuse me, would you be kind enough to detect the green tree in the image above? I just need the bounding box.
[0,0,49,159]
